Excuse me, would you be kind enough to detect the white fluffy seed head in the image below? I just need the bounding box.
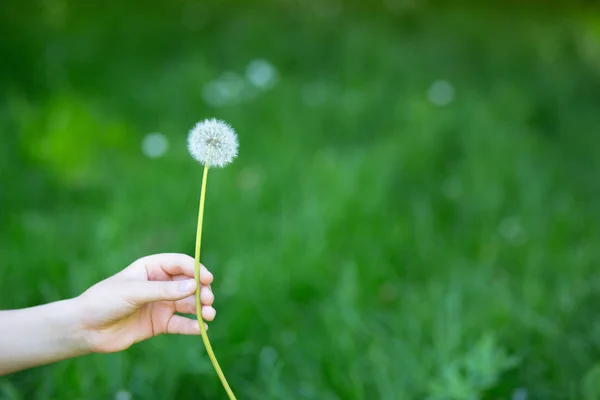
[187,118,239,167]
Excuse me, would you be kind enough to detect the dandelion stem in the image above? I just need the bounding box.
[194,164,237,400]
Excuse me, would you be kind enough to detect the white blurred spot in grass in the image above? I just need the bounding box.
[202,81,229,106]
[246,59,278,90]
[499,216,527,245]
[298,383,316,398]
[114,390,132,400]
[141,133,168,158]
[428,79,455,106]
[281,330,297,346]
[512,388,528,400]
[203,72,245,106]
[259,346,278,367]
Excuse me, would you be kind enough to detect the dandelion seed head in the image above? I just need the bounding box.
[187,118,239,167]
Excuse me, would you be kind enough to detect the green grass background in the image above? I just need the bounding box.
[2,1,600,399]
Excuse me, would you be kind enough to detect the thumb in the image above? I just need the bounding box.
[124,279,197,305]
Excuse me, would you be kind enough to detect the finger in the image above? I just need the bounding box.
[146,253,196,277]
[202,306,216,321]
[174,296,196,314]
[124,279,197,306]
[173,300,216,321]
[200,286,214,305]
[135,253,214,283]
[199,267,213,285]
[174,288,214,313]
[166,315,208,335]
[170,271,213,286]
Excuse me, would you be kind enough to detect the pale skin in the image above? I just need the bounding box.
[0,253,216,376]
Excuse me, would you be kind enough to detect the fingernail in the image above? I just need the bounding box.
[179,279,196,292]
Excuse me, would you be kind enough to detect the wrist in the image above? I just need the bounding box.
[54,296,94,357]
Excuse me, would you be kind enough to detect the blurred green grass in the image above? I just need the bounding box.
[2,2,600,399]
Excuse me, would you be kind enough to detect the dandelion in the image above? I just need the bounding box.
[188,118,238,167]
[188,118,239,400]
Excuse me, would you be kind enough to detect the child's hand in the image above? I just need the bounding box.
[76,253,216,354]
[0,253,215,376]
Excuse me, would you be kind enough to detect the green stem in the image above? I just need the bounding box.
[194,164,237,400]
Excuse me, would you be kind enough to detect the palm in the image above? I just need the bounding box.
[91,300,181,353]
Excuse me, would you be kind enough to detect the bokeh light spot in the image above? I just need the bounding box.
[141,132,169,158]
